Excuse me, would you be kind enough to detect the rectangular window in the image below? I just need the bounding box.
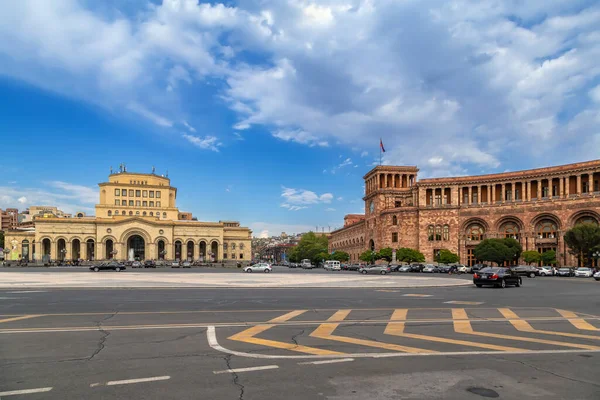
[129,189,134,197]
[115,189,120,196]
[232,254,236,259]
[115,199,120,206]
[515,189,520,200]
[239,253,244,259]
[463,194,468,204]
[136,190,141,197]
[136,200,141,206]
[129,200,134,206]
[142,201,147,207]
[542,187,549,198]
[435,195,442,205]
[583,182,589,193]
[472,193,478,204]
[224,254,228,259]
[143,190,147,198]
[156,201,161,207]
[149,201,154,207]
[506,190,512,201]
[394,200,402,208]
[149,191,154,198]
[392,232,398,242]
[156,191,161,198]
[122,189,127,196]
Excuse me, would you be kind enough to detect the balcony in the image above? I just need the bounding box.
[535,237,558,245]
[465,239,482,246]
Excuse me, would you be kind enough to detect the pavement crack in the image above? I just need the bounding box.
[87,311,117,361]
[496,357,600,388]
[224,354,245,400]
[291,328,305,348]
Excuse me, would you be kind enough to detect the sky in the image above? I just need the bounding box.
[0,0,599,238]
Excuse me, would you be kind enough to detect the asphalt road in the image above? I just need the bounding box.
[1,272,599,399]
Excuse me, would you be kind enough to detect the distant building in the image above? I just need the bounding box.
[0,208,18,231]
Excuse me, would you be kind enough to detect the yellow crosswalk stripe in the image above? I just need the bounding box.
[452,309,600,350]
[0,315,40,324]
[555,309,599,331]
[499,308,600,341]
[228,310,344,356]
[310,309,437,354]
[384,309,527,352]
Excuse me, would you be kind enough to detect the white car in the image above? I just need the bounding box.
[574,267,593,277]
[422,265,436,273]
[594,270,600,281]
[244,263,272,273]
[457,265,472,274]
[539,266,554,276]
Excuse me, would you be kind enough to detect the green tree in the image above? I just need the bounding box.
[378,247,394,262]
[540,250,557,265]
[293,232,329,264]
[359,250,379,263]
[502,237,523,263]
[314,252,330,264]
[435,249,459,264]
[521,250,541,265]
[331,251,350,262]
[473,239,514,266]
[564,223,600,267]
[287,246,299,262]
[395,248,425,263]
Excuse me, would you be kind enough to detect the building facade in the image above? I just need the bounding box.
[0,208,18,231]
[329,160,600,267]
[4,171,252,262]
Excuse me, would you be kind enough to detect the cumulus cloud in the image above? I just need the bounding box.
[0,181,98,214]
[0,0,599,176]
[280,186,334,210]
[182,134,221,152]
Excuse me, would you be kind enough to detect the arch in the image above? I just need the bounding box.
[21,239,30,261]
[108,210,112,216]
[119,228,152,244]
[186,240,195,261]
[461,217,490,232]
[499,221,521,240]
[86,238,95,261]
[41,238,51,262]
[129,211,133,216]
[368,239,375,251]
[105,239,114,259]
[495,215,525,232]
[157,239,166,260]
[57,238,67,261]
[239,243,244,250]
[568,210,600,227]
[127,235,145,261]
[199,241,207,261]
[535,219,559,239]
[174,240,183,261]
[71,238,81,260]
[465,223,485,241]
[210,241,219,261]
[100,235,117,245]
[530,213,561,231]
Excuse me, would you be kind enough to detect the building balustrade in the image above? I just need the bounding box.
[535,237,558,245]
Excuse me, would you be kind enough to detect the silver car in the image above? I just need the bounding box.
[359,265,391,275]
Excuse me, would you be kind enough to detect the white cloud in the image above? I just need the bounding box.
[360,151,369,158]
[182,120,196,132]
[182,134,221,152]
[127,103,173,127]
[280,186,334,210]
[280,204,308,211]
[250,222,315,237]
[272,129,329,147]
[17,196,27,204]
[590,85,600,103]
[325,208,336,212]
[337,197,343,201]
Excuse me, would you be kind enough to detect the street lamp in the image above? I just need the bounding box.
[592,251,600,269]
[60,248,67,264]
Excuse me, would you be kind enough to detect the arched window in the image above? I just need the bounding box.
[435,225,442,241]
[143,211,146,216]
[443,225,449,241]
[501,222,520,240]
[240,243,244,250]
[576,216,598,225]
[223,243,228,250]
[129,211,133,216]
[150,212,153,216]
[428,225,434,241]
[232,243,236,250]
[136,211,140,215]
[467,224,485,241]
[108,210,112,216]
[163,212,167,217]
[392,216,398,225]
[536,220,558,239]
[114,210,119,215]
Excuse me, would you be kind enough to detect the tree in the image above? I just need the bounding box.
[395,247,425,263]
[436,249,459,264]
[359,250,379,263]
[564,223,600,267]
[331,251,350,262]
[502,237,523,263]
[473,239,514,266]
[292,232,329,264]
[378,247,394,262]
[521,250,541,265]
[540,250,557,266]
[315,252,330,264]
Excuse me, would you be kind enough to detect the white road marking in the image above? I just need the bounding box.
[213,365,279,374]
[0,387,53,396]
[402,294,432,297]
[7,291,47,294]
[104,376,170,386]
[444,301,484,305]
[299,358,355,365]
[206,326,600,359]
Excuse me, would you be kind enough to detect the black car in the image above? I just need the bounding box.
[144,260,156,268]
[388,264,400,272]
[473,267,521,288]
[511,265,540,278]
[90,262,125,272]
[556,267,575,277]
[346,264,361,271]
[411,264,425,272]
[471,264,486,272]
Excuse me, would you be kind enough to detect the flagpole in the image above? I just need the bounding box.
[379,138,382,166]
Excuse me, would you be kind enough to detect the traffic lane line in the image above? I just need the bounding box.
[0,315,40,324]
[444,301,484,305]
[213,365,279,374]
[298,358,354,365]
[4,316,600,334]
[499,309,600,340]
[208,326,600,359]
[0,387,53,396]
[555,309,599,331]
[89,376,171,387]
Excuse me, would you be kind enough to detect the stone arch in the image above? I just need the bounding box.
[210,240,219,261]
[186,240,195,261]
[100,235,117,245]
[196,238,210,246]
[496,216,525,240]
[82,236,96,243]
[495,215,525,232]
[568,210,600,227]
[461,217,490,233]
[530,213,562,232]
[368,239,375,251]
[154,236,170,245]
[120,228,152,244]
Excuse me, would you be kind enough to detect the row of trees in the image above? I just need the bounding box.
[357,248,460,264]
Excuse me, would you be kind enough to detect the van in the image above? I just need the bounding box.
[324,260,341,271]
[301,259,313,269]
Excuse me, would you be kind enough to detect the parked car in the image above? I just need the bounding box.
[594,270,600,281]
[422,265,438,273]
[90,262,125,272]
[347,264,361,271]
[511,265,540,278]
[131,261,142,268]
[471,264,486,272]
[457,265,472,274]
[575,267,594,278]
[538,266,554,276]
[181,261,192,268]
[144,260,156,268]
[171,261,181,268]
[388,264,401,272]
[359,265,391,275]
[556,267,575,277]
[324,261,342,271]
[397,265,413,273]
[473,267,521,288]
[244,263,272,273]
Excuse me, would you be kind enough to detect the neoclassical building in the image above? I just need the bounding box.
[329,160,600,267]
[4,171,252,262]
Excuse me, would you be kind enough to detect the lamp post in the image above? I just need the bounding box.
[592,251,600,270]
[60,248,67,265]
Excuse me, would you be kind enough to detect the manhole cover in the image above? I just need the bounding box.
[466,387,499,398]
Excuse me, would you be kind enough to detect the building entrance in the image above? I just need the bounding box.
[128,235,145,261]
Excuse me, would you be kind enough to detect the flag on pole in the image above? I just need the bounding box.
[380,138,386,152]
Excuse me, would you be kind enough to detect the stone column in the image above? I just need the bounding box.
[527,181,532,201]
[50,240,56,261]
[501,183,506,203]
[66,241,72,260]
[559,176,564,197]
[577,174,582,195]
[97,242,104,261]
[565,176,570,197]
[468,186,472,205]
[82,242,87,261]
[589,173,594,194]
[487,185,492,204]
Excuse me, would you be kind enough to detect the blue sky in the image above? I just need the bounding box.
[1,0,599,237]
